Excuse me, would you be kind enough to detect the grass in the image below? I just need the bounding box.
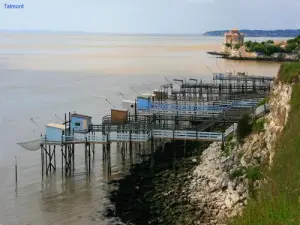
[245,166,263,181]
[277,62,300,83]
[229,63,300,225]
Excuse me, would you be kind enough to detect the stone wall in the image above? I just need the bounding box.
[186,83,292,225]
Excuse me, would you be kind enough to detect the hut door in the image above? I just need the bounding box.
[83,120,87,130]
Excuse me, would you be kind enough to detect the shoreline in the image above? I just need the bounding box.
[207,52,298,63]
[222,56,297,62]
[106,141,210,225]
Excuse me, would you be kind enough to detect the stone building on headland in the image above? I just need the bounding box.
[224,29,245,46]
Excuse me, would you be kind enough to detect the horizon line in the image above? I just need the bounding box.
[0,29,207,36]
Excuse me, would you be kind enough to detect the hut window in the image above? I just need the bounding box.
[75,122,80,126]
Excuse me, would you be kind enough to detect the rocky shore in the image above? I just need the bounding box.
[106,141,210,225]
[222,55,298,62]
[106,83,292,225]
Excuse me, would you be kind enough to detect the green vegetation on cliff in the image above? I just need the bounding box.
[277,62,300,83]
[244,36,300,56]
[230,62,300,225]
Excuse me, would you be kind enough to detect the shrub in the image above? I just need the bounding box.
[252,118,265,133]
[230,169,245,180]
[234,44,241,49]
[237,114,252,142]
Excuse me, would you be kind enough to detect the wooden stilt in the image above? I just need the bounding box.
[150,136,154,169]
[41,145,44,177]
[172,129,176,170]
[88,144,91,175]
[54,146,56,172]
[45,145,48,175]
[72,144,75,171]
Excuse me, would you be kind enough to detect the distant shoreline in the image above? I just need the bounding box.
[203,29,300,37]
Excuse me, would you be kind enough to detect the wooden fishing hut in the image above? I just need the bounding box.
[45,123,65,142]
[70,113,92,133]
[137,94,154,111]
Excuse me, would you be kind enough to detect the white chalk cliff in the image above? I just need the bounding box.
[187,83,292,225]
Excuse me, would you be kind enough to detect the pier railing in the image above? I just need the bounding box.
[152,130,223,141]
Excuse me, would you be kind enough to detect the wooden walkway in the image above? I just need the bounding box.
[43,122,238,144]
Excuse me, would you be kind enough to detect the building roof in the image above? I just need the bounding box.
[122,99,136,104]
[153,89,165,92]
[111,108,128,112]
[46,123,65,129]
[140,93,155,97]
[71,113,92,119]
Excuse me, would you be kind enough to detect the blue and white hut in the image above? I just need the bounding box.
[45,123,65,142]
[137,93,154,111]
[70,113,92,132]
[122,100,136,115]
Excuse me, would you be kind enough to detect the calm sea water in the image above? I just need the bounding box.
[0,32,282,225]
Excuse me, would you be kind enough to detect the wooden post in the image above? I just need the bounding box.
[15,156,18,184]
[61,145,64,175]
[41,145,44,177]
[64,145,68,175]
[172,129,176,170]
[72,144,75,171]
[150,136,154,169]
[53,146,56,172]
[45,145,48,175]
[129,130,133,165]
[88,144,91,175]
[184,139,186,157]
[49,145,52,173]
[196,128,200,161]
[222,112,226,151]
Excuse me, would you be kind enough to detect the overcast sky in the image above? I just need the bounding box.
[0,0,299,34]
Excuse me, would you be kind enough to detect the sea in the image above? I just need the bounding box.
[0,31,283,225]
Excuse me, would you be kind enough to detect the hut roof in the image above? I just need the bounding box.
[122,100,136,104]
[140,93,155,97]
[46,123,65,129]
[111,108,128,112]
[71,113,92,119]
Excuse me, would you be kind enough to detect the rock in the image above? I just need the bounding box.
[230,193,240,206]
[224,196,233,209]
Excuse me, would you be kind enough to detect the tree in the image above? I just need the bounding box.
[234,44,241,49]
[286,42,298,53]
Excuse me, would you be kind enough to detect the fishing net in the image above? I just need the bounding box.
[17,138,43,151]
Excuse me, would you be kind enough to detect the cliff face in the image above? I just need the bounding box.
[187,83,292,225]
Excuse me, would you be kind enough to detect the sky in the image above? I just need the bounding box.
[0,0,299,34]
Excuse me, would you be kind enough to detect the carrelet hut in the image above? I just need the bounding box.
[70,113,92,132]
[45,123,65,142]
